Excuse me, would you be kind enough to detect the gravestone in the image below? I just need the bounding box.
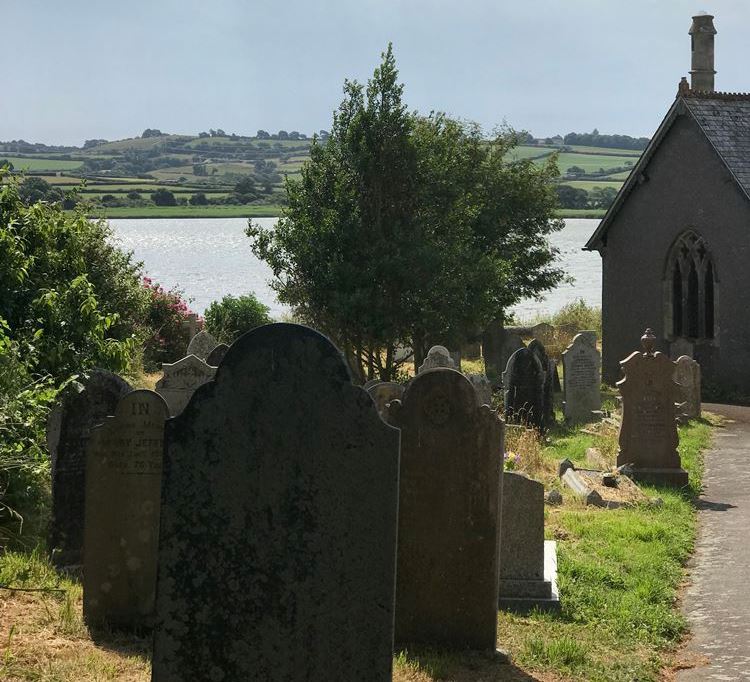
[498,473,558,612]
[617,329,687,487]
[483,320,525,386]
[530,322,556,348]
[528,339,554,428]
[462,340,482,360]
[387,369,504,652]
[206,342,229,367]
[83,390,169,628]
[155,354,215,416]
[47,370,131,568]
[674,355,701,419]
[185,329,217,361]
[152,324,400,681]
[449,349,462,370]
[670,337,694,360]
[562,332,602,423]
[417,345,456,373]
[366,381,405,417]
[503,347,545,430]
[466,373,493,406]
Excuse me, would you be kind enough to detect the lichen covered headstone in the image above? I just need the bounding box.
[617,328,687,487]
[83,390,169,628]
[562,332,602,423]
[387,369,504,652]
[417,345,456,373]
[47,370,131,568]
[674,355,701,419]
[155,354,215,416]
[152,324,400,681]
[185,329,217,361]
[205,342,229,367]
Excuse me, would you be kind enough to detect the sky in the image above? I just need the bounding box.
[2,0,749,146]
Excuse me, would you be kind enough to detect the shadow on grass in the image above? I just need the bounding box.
[396,647,544,681]
[88,623,152,661]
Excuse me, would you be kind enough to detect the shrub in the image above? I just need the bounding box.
[141,278,197,370]
[151,188,176,206]
[204,294,272,344]
[552,298,602,337]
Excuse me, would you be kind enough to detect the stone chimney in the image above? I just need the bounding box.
[689,13,716,92]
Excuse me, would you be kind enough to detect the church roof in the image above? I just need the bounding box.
[585,91,750,251]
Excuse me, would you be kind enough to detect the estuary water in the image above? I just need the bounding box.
[108,217,602,321]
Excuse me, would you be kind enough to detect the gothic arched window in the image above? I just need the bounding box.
[665,231,716,340]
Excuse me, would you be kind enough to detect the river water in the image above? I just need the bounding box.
[109,217,601,321]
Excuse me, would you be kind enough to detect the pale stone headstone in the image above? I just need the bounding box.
[670,338,694,360]
[503,347,545,430]
[417,345,456,373]
[387,369,503,652]
[675,355,701,419]
[185,329,217,361]
[528,339,555,428]
[617,329,687,487]
[531,322,556,348]
[47,370,131,568]
[206,342,229,367]
[562,332,602,423]
[466,373,493,406]
[483,320,525,385]
[366,381,405,417]
[83,390,169,628]
[152,324,400,681]
[155,354,215,416]
[499,473,558,612]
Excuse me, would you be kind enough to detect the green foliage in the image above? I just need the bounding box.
[204,294,272,344]
[151,188,176,206]
[141,278,196,370]
[551,298,602,336]
[18,176,63,205]
[249,45,563,381]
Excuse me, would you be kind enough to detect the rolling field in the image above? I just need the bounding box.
[547,152,635,174]
[565,179,624,191]
[90,204,282,218]
[0,156,83,171]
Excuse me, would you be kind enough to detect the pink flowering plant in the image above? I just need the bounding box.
[141,277,198,369]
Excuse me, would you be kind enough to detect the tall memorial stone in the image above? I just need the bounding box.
[562,332,602,423]
[152,324,400,681]
[617,329,688,487]
[466,373,493,407]
[366,381,405,417]
[499,473,558,612]
[503,347,545,430]
[387,369,504,652]
[47,370,131,568]
[83,390,169,628]
[206,342,229,367]
[483,320,525,386]
[528,339,555,428]
[185,329,217,361]
[674,355,701,419]
[417,345,456,373]
[155,354,215,416]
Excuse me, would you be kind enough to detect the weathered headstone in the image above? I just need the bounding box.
[483,320,525,385]
[466,373,493,407]
[205,342,229,367]
[83,390,169,628]
[47,370,131,568]
[670,337,694,360]
[617,329,687,487]
[530,322,556,348]
[417,345,456,373]
[387,369,503,652]
[185,329,217,361]
[528,339,555,428]
[366,381,405,417]
[499,473,558,612]
[152,324,400,681]
[674,355,701,419]
[562,332,602,423]
[155,354,215,416]
[503,347,545,430]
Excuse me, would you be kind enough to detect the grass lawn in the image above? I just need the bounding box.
[546,153,635,174]
[88,204,282,218]
[0,157,83,171]
[567,145,642,157]
[563,180,623,192]
[506,146,556,162]
[555,208,606,219]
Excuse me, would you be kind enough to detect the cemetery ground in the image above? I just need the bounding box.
[0,383,717,682]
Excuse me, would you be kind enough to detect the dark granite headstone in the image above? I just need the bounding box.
[83,390,169,628]
[47,370,131,568]
[205,343,229,367]
[617,329,687,487]
[387,368,504,652]
[528,339,554,428]
[503,347,545,430]
[483,320,524,386]
[152,323,400,681]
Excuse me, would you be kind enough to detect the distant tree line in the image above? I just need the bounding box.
[556,184,618,210]
[563,129,649,151]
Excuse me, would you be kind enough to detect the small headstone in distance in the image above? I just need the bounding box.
[48,370,131,568]
[503,347,545,430]
[417,345,456,373]
[562,332,602,424]
[185,329,217,361]
[545,489,563,506]
[674,355,701,419]
[83,390,169,628]
[206,342,229,367]
[366,381,405,417]
[155,354,216,416]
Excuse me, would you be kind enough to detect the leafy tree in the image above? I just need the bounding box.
[127,191,142,201]
[556,184,589,209]
[204,294,272,344]
[277,130,289,140]
[567,165,586,177]
[141,128,163,138]
[0,159,13,170]
[589,186,618,209]
[18,177,63,205]
[190,192,208,206]
[100,194,121,207]
[249,46,563,380]
[151,188,176,206]
[256,130,270,139]
[198,131,210,138]
[289,131,300,140]
[233,176,258,203]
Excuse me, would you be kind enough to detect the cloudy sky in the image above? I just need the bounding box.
[3,1,749,146]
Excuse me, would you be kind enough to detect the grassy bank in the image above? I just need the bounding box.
[555,208,605,219]
[87,204,283,219]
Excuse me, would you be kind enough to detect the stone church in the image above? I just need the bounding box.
[585,14,750,396]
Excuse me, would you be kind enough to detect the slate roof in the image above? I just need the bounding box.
[585,91,750,250]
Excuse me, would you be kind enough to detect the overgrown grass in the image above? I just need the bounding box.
[86,204,282,218]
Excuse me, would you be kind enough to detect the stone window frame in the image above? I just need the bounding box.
[663,230,719,344]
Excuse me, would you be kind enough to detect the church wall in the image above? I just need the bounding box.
[600,112,750,395]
